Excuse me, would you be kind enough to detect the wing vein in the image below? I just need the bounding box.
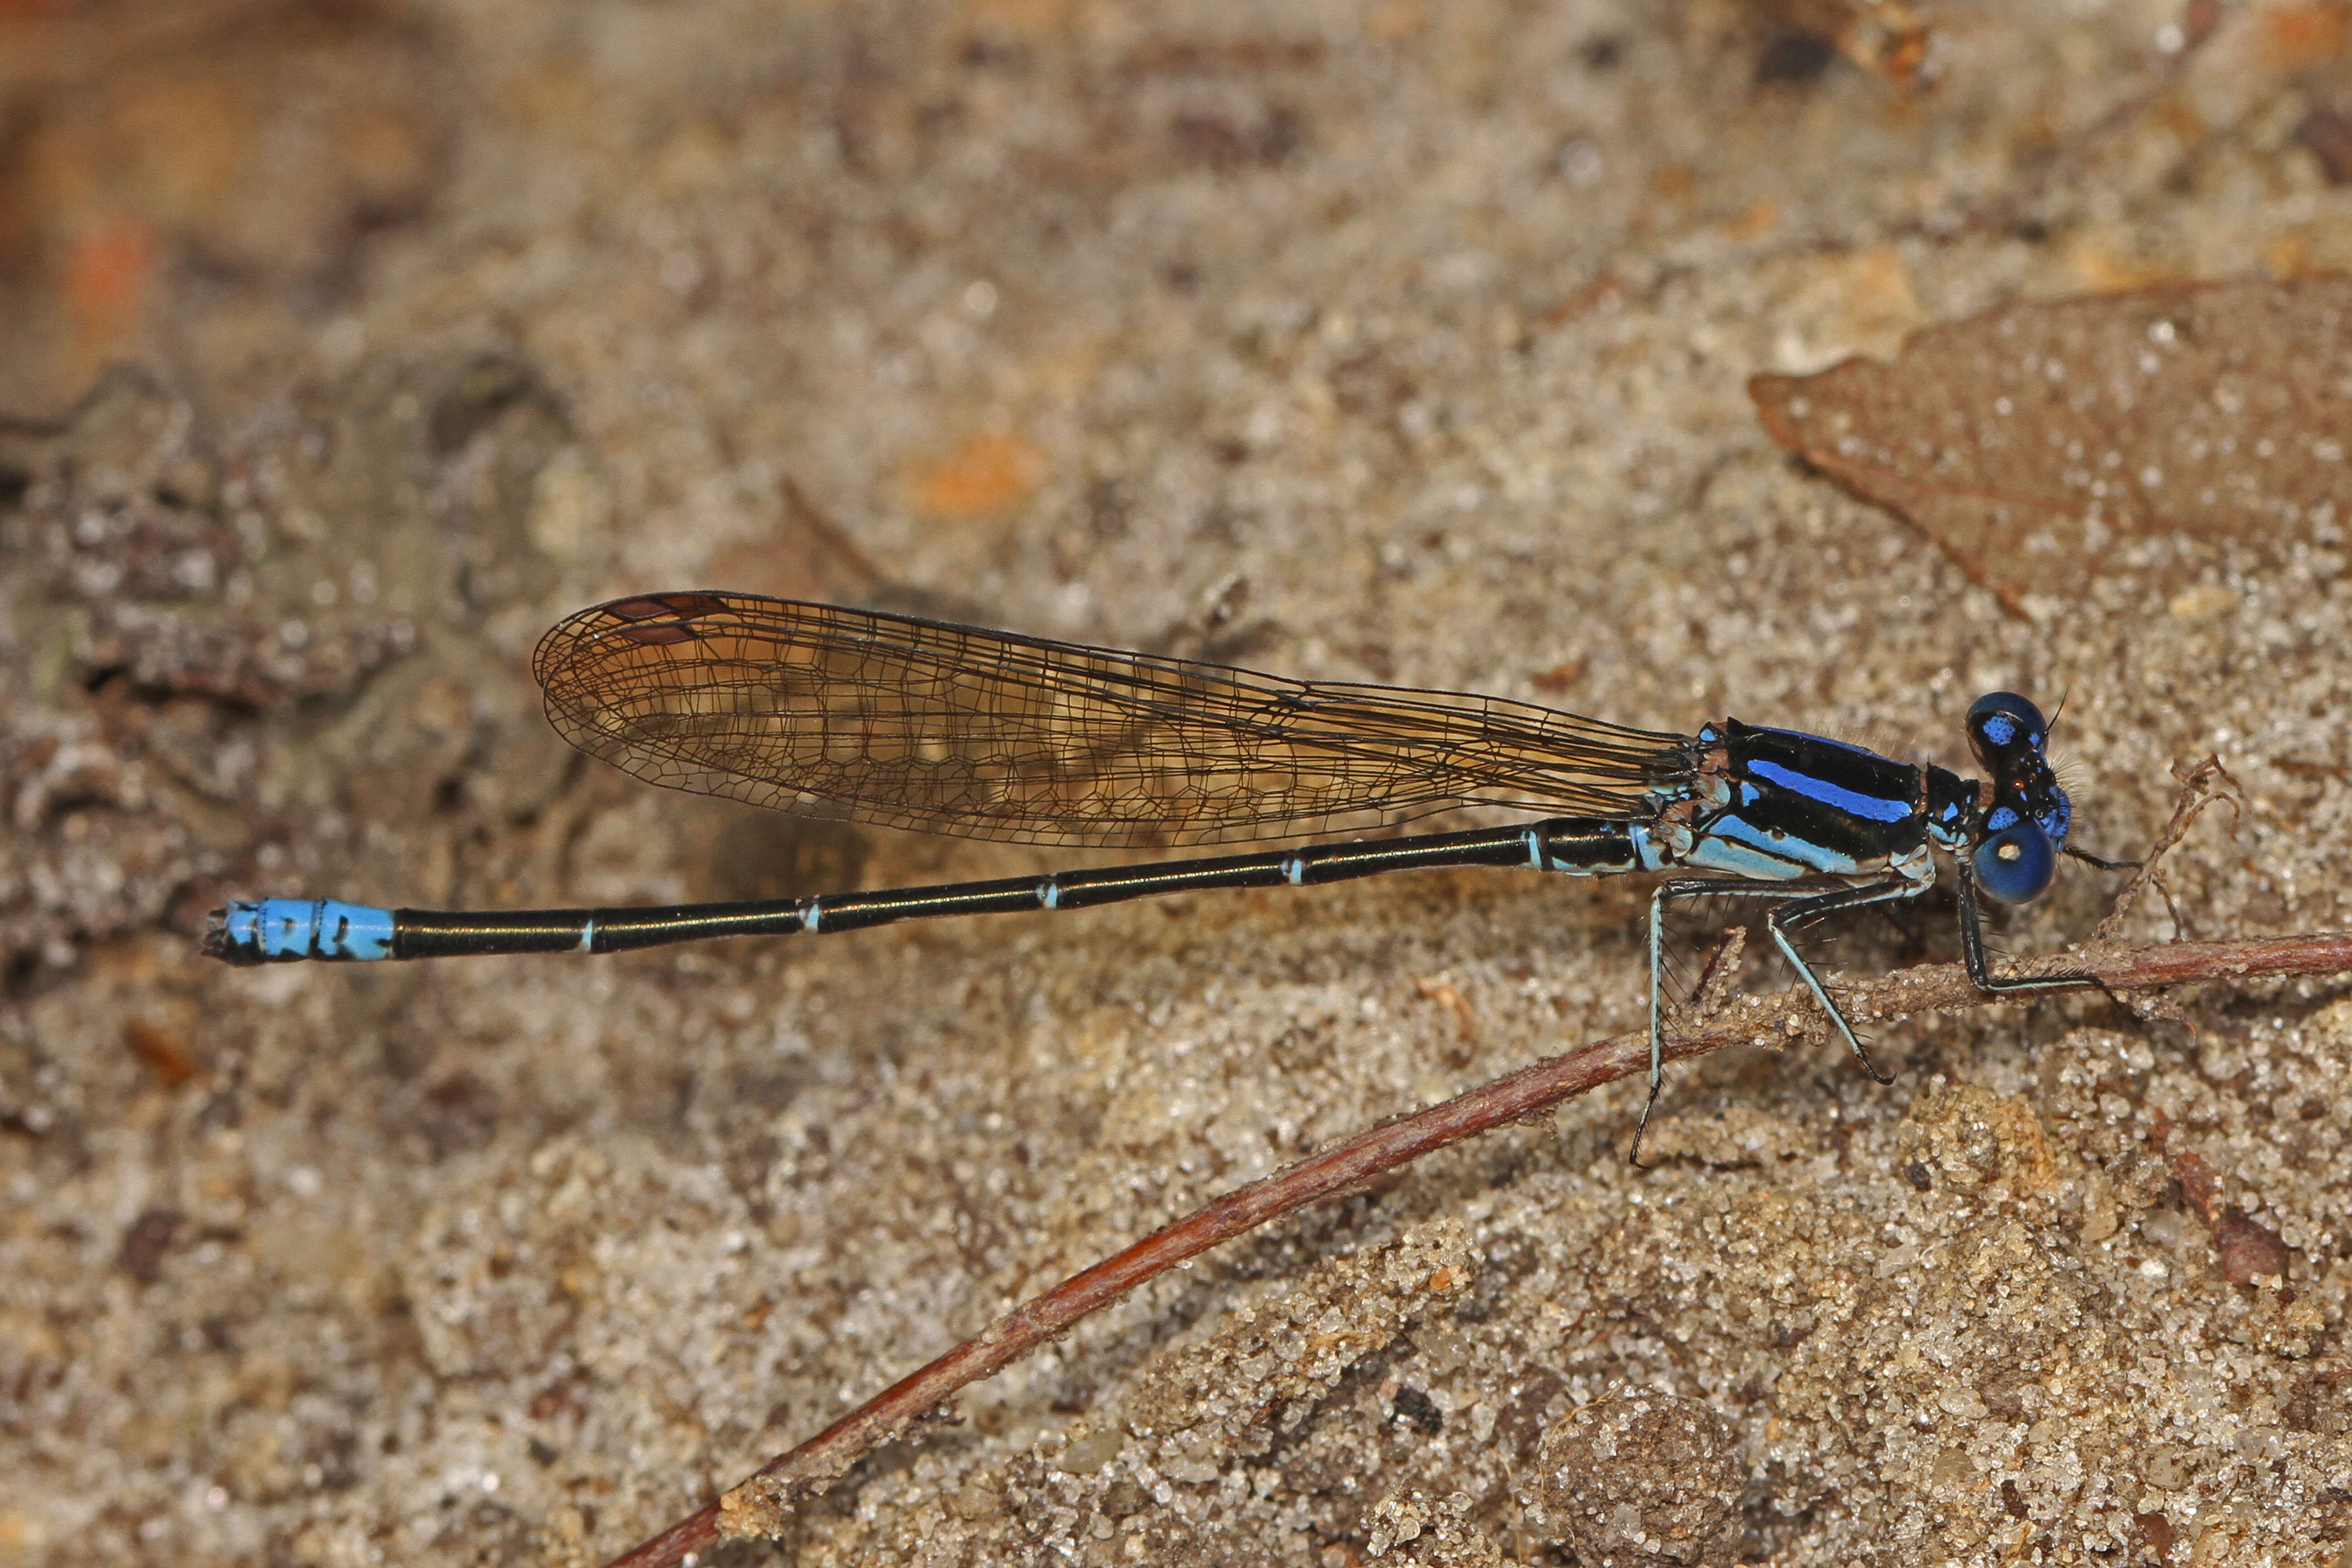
[532,592,1695,848]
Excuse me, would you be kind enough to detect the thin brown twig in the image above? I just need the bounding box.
[2094,755,2243,942]
[598,929,2352,1568]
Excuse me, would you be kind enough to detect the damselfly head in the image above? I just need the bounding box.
[1964,691,2072,893]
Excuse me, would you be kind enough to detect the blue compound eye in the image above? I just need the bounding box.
[1967,691,2047,734]
[1966,691,2048,771]
[1972,822,2056,904]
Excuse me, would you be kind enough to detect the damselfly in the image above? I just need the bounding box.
[206,591,2128,1157]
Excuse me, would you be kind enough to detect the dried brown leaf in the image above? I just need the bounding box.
[1750,277,2352,616]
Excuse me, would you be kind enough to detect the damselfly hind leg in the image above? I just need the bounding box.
[1633,876,1929,1168]
[1761,879,1934,1087]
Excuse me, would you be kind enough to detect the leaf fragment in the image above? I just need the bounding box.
[1750,277,2352,615]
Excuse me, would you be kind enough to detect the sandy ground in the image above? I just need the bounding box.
[1,2,2348,1564]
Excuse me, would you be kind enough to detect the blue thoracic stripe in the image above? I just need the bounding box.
[1745,758,1914,823]
[1679,822,1838,881]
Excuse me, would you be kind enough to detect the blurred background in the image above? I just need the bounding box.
[2,2,2348,1564]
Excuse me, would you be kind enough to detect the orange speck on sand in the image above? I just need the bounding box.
[915,432,1045,520]
[1413,976,1479,1041]
[125,1020,196,1087]
[2262,1,2350,70]
[2267,233,2314,279]
[64,216,154,341]
[1537,275,1619,331]
[1721,198,1778,243]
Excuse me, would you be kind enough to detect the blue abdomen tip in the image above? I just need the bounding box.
[204,898,396,964]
